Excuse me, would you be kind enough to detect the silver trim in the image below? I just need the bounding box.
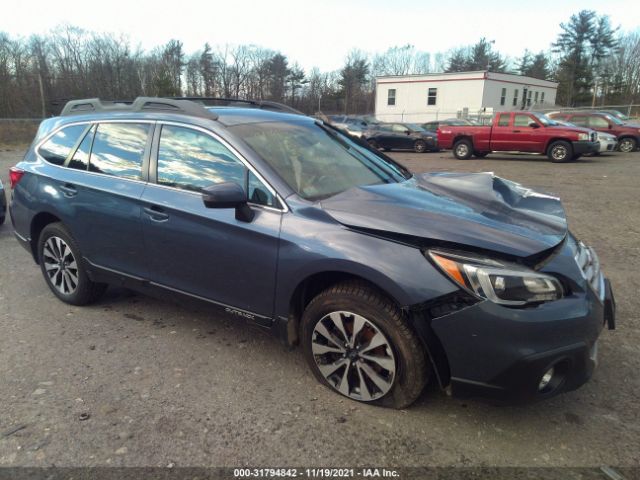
[84,258,271,321]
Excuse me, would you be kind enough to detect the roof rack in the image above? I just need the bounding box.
[169,97,305,115]
[60,97,219,120]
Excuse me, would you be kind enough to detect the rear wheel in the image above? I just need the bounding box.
[414,140,427,153]
[453,139,473,159]
[618,137,637,153]
[38,223,107,305]
[301,281,429,409]
[547,140,573,163]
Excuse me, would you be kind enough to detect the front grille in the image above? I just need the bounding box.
[574,241,605,301]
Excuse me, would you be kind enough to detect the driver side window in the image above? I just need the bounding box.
[392,124,408,133]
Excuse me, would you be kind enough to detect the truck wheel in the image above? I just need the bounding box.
[618,137,637,153]
[453,139,473,160]
[414,140,427,153]
[301,281,429,409]
[474,151,489,158]
[547,141,573,163]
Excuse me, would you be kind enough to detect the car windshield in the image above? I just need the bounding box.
[602,113,624,125]
[531,112,559,126]
[231,121,410,201]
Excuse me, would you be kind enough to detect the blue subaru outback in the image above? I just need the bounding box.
[9,97,615,408]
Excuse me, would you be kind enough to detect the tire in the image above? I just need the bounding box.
[414,140,427,153]
[367,139,379,150]
[547,140,573,163]
[453,139,473,159]
[37,222,107,305]
[618,137,637,153]
[301,281,429,409]
[474,151,489,158]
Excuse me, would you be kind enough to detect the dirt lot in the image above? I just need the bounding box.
[0,146,638,468]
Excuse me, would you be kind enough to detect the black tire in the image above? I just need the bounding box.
[474,151,489,158]
[414,140,427,153]
[367,139,379,150]
[37,222,107,305]
[301,281,430,409]
[547,140,573,163]
[453,139,473,160]
[618,137,637,153]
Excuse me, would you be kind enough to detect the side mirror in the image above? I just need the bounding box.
[202,182,254,222]
[529,122,540,129]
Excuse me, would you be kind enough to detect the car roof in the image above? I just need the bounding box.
[207,107,314,126]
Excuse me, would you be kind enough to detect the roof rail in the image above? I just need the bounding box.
[60,97,219,120]
[168,97,305,115]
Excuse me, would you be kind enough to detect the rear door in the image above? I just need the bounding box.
[489,112,513,150]
[52,121,152,277]
[140,123,282,319]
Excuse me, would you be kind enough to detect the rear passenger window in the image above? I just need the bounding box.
[38,125,87,165]
[68,126,95,171]
[89,123,150,180]
[157,125,246,192]
[497,114,510,127]
[589,116,609,129]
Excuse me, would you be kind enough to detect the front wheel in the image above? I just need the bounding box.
[618,137,637,153]
[453,139,473,159]
[547,140,573,163]
[414,140,427,153]
[301,281,429,409]
[38,223,107,305]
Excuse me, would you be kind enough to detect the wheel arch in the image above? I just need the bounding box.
[544,137,572,153]
[30,211,62,263]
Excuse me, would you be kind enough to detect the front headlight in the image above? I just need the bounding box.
[578,133,589,141]
[428,250,564,306]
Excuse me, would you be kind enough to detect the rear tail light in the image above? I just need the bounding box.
[9,167,24,189]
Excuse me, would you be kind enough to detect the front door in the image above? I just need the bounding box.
[140,123,282,318]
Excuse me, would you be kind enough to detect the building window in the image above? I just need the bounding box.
[527,90,532,107]
[540,92,545,104]
[427,88,437,106]
[387,89,396,106]
[512,90,519,106]
[500,88,507,106]
[534,91,539,104]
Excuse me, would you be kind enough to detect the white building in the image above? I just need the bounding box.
[374,71,558,123]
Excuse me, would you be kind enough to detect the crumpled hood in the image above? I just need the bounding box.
[320,172,567,258]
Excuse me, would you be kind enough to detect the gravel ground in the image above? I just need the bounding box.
[0,147,638,468]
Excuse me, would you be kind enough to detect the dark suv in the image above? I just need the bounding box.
[9,97,615,408]
[366,123,439,153]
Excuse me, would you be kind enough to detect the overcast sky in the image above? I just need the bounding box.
[3,0,639,71]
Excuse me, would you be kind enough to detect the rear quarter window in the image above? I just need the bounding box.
[38,124,88,165]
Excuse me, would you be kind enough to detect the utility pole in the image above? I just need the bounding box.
[37,71,46,118]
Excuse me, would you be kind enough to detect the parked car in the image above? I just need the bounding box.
[554,120,616,155]
[599,109,630,122]
[422,118,478,131]
[438,111,599,162]
[548,111,640,153]
[327,115,378,139]
[9,97,615,408]
[366,123,439,153]
[0,178,6,225]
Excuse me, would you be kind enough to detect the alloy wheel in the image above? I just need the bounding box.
[551,145,568,161]
[311,311,396,401]
[619,139,635,153]
[456,143,469,157]
[42,236,79,295]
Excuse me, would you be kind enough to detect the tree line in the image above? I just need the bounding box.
[0,11,638,118]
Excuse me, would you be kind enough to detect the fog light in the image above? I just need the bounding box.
[538,367,555,391]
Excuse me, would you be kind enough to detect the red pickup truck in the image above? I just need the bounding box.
[438,111,599,162]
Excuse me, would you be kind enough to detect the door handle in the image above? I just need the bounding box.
[143,206,169,222]
[59,183,78,198]
[512,130,521,133]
